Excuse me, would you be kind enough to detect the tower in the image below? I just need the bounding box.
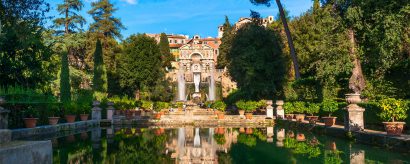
[217,25,224,38]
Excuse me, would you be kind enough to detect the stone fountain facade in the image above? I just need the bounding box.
[175,35,222,102]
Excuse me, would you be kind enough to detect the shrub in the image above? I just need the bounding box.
[154,102,170,112]
[212,100,227,112]
[204,101,213,108]
[284,102,295,114]
[378,98,409,122]
[257,100,267,109]
[293,101,307,114]
[23,106,40,118]
[141,100,153,110]
[237,134,256,147]
[306,102,320,116]
[245,101,259,112]
[63,102,78,115]
[235,100,246,110]
[321,99,339,117]
[213,134,226,145]
[176,102,184,108]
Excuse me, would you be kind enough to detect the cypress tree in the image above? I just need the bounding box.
[216,16,233,69]
[93,39,108,93]
[158,33,173,69]
[60,51,71,102]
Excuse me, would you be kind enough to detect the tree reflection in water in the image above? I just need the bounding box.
[49,127,409,164]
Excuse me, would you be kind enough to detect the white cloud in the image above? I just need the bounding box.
[121,0,138,5]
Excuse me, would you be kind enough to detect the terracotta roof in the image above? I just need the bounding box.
[167,35,187,39]
[169,44,184,48]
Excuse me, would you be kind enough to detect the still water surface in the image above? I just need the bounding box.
[39,126,409,164]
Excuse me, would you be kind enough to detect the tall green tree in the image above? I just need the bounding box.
[216,16,233,69]
[60,51,71,102]
[88,0,125,69]
[158,33,173,69]
[88,0,125,96]
[289,4,352,100]
[0,0,57,89]
[92,39,107,93]
[118,34,162,99]
[227,21,286,100]
[250,0,301,79]
[322,0,410,98]
[53,0,86,101]
[53,0,85,34]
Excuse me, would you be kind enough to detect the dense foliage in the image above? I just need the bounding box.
[227,20,286,100]
[0,0,56,89]
[118,34,163,100]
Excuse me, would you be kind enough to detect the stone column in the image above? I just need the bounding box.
[344,94,365,131]
[275,100,285,119]
[106,102,114,121]
[266,100,274,119]
[106,126,114,144]
[276,128,285,147]
[267,127,274,143]
[0,97,10,129]
[92,101,102,121]
[349,146,365,164]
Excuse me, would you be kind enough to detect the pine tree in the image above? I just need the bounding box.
[53,0,85,34]
[313,0,320,12]
[60,51,71,102]
[250,0,301,79]
[92,39,107,93]
[54,0,86,100]
[216,16,233,69]
[158,33,173,69]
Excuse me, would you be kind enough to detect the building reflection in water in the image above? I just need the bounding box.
[166,127,240,164]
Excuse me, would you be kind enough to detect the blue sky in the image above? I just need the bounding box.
[46,0,313,39]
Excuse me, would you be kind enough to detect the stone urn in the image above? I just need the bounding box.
[238,110,245,118]
[296,133,306,142]
[23,118,38,128]
[345,93,361,104]
[344,93,365,131]
[217,112,225,119]
[245,128,253,134]
[323,117,337,127]
[153,113,161,120]
[295,114,305,122]
[48,117,60,125]
[383,122,406,136]
[285,114,294,120]
[306,116,319,123]
[65,115,76,123]
[80,114,89,121]
[327,141,337,151]
[239,127,245,133]
[245,113,253,119]
[275,100,285,119]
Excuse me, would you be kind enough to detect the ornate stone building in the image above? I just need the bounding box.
[148,15,273,102]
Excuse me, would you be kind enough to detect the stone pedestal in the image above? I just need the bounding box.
[91,128,101,149]
[0,129,11,144]
[349,147,365,164]
[92,101,102,121]
[276,128,285,147]
[106,102,114,121]
[266,100,273,119]
[275,100,284,119]
[344,94,365,131]
[0,97,9,129]
[106,126,114,144]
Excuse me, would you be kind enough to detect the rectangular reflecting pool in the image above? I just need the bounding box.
[31,126,409,164]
